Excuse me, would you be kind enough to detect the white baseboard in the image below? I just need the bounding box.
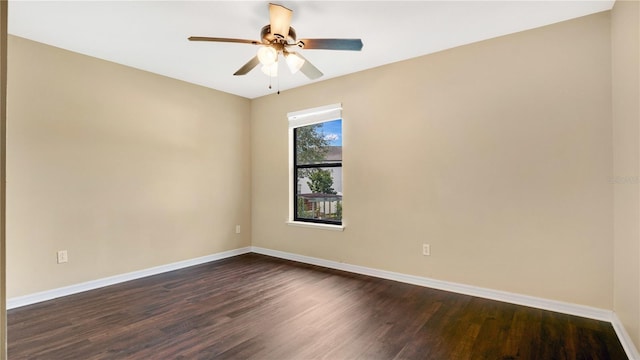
[252,246,640,359]
[612,313,640,360]
[7,247,251,309]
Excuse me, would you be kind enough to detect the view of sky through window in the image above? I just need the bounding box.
[320,119,342,147]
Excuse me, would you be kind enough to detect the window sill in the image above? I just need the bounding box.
[286,221,345,232]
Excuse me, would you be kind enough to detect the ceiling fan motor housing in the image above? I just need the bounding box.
[261,25,297,45]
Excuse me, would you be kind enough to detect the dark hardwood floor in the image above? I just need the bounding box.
[8,253,627,359]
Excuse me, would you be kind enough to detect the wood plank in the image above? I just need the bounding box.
[7,253,628,359]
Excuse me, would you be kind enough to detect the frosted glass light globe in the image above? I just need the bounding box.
[257,46,278,65]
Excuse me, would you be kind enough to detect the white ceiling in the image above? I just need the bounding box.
[8,0,614,99]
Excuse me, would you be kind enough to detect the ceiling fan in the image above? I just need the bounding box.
[188,3,363,80]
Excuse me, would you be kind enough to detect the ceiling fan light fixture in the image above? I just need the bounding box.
[257,46,278,65]
[284,52,305,74]
[189,3,362,81]
[261,62,278,77]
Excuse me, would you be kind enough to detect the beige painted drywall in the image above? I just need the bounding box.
[252,12,613,309]
[613,0,640,351]
[1,0,7,357]
[6,36,252,297]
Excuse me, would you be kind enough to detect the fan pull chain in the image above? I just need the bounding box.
[266,69,280,95]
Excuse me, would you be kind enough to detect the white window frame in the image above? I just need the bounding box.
[287,103,344,231]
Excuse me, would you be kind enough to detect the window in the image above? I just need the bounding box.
[289,104,342,226]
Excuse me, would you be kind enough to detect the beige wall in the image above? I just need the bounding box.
[1,0,7,357]
[612,0,640,351]
[6,36,252,297]
[252,13,613,309]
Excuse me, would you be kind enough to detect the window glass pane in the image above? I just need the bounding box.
[295,119,342,165]
[296,167,342,222]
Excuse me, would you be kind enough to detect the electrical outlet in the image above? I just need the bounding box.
[422,244,430,256]
[57,250,68,264]
[235,225,241,234]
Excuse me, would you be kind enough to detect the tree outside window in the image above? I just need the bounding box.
[293,119,342,224]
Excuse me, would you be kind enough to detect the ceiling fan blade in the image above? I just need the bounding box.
[298,38,363,51]
[233,56,261,76]
[269,3,293,39]
[294,53,323,80]
[188,36,261,45]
